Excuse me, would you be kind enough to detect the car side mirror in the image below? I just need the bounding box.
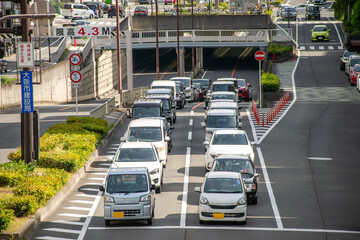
[120,137,126,142]
[99,185,105,192]
[247,83,251,87]
[107,156,114,162]
[194,187,201,193]
[203,141,209,146]
[254,173,260,178]
[201,122,206,127]
[165,136,170,141]
[251,141,256,146]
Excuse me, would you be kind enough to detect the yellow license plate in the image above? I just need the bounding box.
[113,212,124,218]
[213,213,224,219]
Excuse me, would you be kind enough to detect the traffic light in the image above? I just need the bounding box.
[0,40,4,59]
[13,25,22,36]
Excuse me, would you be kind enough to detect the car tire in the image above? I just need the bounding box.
[199,219,206,224]
[105,220,111,226]
[156,185,161,193]
[147,217,153,225]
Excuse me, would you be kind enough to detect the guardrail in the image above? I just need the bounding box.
[189,61,201,79]
[89,94,121,119]
[51,37,71,63]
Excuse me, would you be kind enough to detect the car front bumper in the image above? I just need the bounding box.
[104,203,152,220]
[199,204,247,222]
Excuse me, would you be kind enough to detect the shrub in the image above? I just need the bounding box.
[38,151,83,172]
[268,43,293,56]
[0,161,34,187]
[1,195,38,217]
[1,76,17,85]
[262,72,280,92]
[0,208,14,231]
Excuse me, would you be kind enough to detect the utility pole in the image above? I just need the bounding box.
[191,0,194,72]
[176,0,180,76]
[116,0,122,102]
[155,0,159,80]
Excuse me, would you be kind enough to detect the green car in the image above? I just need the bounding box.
[311,25,330,41]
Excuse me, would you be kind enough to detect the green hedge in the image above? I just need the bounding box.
[0,208,14,231]
[268,43,293,56]
[0,195,38,217]
[262,72,280,92]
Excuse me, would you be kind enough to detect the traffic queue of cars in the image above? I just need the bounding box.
[195,78,257,225]
[339,50,360,89]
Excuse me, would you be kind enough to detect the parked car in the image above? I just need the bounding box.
[108,5,125,18]
[0,59,7,73]
[138,0,151,4]
[211,155,259,204]
[109,142,163,193]
[340,50,357,71]
[237,79,252,102]
[311,25,330,41]
[203,129,255,170]
[193,83,205,102]
[145,94,176,125]
[349,64,360,86]
[134,6,148,16]
[62,3,94,19]
[194,171,247,224]
[170,77,195,103]
[175,83,186,109]
[100,167,155,226]
[84,2,104,18]
[345,55,360,76]
[282,6,297,20]
[121,118,170,167]
[305,4,320,20]
[201,109,242,143]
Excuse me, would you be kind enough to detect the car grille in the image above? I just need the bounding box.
[209,204,237,209]
[114,209,141,216]
[201,212,245,218]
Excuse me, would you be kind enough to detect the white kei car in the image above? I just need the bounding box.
[203,130,255,170]
[195,171,247,224]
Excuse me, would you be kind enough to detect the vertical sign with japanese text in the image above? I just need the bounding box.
[17,42,34,68]
[21,71,33,113]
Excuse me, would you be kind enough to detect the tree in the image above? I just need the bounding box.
[350,1,360,34]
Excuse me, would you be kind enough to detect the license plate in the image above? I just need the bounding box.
[318,37,323,40]
[113,212,124,218]
[213,213,224,219]
[311,16,315,19]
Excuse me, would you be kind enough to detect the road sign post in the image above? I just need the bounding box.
[255,50,265,108]
[69,53,82,116]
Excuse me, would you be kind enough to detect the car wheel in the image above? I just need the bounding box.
[239,220,247,225]
[199,219,206,224]
[105,220,111,226]
[147,217,153,225]
[89,14,94,19]
[252,197,258,205]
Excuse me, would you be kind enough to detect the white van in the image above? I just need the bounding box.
[62,3,95,19]
[150,80,177,107]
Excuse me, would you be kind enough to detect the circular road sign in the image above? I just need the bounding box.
[70,71,82,83]
[69,53,82,66]
[255,50,265,61]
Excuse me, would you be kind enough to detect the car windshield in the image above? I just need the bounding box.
[350,59,360,67]
[213,159,254,175]
[117,148,156,162]
[211,94,236,102]
[212,133,248,145]
[176,86,181,93]
[207,116,237,128]
[128,127,162,142]
[354,65,360,72]
[284,7,296,12]
[193,80,209,87]
[132,106,160,119]
[313,26,327,32]
[161,99,171,111]
[87,5,97,10]
[308,6,319,11]
[174,79,190,87]
[106,174,148,193]
[213,84,234,92]
[204,178,243,193]
[344,52,356,58]
[237,80,246,87]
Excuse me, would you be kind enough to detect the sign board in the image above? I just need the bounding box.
[21,71,33,113]
[72,82,81,88]
[54,26,115,37]
[69,53,81,66]
[255,50,265,61]
[70,71,82,83]
[17,42,34,68]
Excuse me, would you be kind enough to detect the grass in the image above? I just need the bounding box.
[1,76,17,85]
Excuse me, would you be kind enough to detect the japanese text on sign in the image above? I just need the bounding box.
[54,26,115,37]
[21,71,33,113]
[17,42,34,68]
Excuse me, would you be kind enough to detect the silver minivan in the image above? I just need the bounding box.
[100,167,155,226]
[62,3,95,19]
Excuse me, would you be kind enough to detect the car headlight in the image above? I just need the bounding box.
[105,196,114,203]
[325,33,329,36]
[140,194,151,202]
[237,197,246,205]
[200,196,209,205]
[150,168,159,175]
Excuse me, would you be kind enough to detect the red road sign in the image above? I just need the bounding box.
[255,50,265,61]
[69,53,82,66]
[70,71,82,83]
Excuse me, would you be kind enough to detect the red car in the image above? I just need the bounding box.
[349,64,360,86]
[134,6,148,16]
[193,83,205,101]
[237,79,252,101]
[165,0,176,4]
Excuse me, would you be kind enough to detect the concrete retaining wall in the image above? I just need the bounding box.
[132,15,270,31]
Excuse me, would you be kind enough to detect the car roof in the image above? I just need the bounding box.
[129,118,162,127]
[205,171,241,179]
[108,167,149,175]
[213,129,246,135]
[207,109,236,115]
[216,154,251,161]
[212,91,236,95]
[217,78,236,81]
[212,81,234,85]
[120,142,154,148]
[133,98,162,105]
[210,101,237,108]
[170,77,191,81]
[147,88,171,93]
[151,80,176,86]
[146,94,171,100]
[314,25,327,28]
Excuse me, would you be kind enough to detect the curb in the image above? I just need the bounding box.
[0,110,127,240]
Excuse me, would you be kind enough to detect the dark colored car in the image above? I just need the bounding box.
[84,2,104,18]
[130,99,163,120]
[340,50,357,71]
[192,78,211,92]
[138,0,151,4]
[305,4,320,20]
[145,94,176,125]
[211,155,259,204]
[193,83,205,102]
[237,79,252,102]
[282,7,297,20]
[0,59,7,73]
[99,2,109,12]
[134,6,148,16]
[108,5,125,18]
[175,83,186,109]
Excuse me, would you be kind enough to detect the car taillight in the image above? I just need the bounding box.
[71,8,73,12]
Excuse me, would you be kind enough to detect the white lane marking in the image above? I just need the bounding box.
[106,151,117,154]
[43,228,81,234]
[63,206,92,211]
[319,46,324,50]
[188,131,192,140]
[189,119,193,126]
[180,147,191,227]
[97,21,104,25]
[57,213,88,218]
[338,46,343,50]
[36,237,76,240]
[257,147,283,229]
[329,17,343,47]
[84,183,102,185]
[308,157,333,161]
[300,46,305,50]
[201,66,209,79]
[90,22,96,25]
[328,46,334,50]
[190,110,194,116]
[75,194,97,198]
[69,200,94,205]
[246,109,258,143]
[87,226,360,234]
[51,220,84,226]
[90,172,107,175]
[108,147,118,150]
[310,46,315,50]
[105,22,111,25]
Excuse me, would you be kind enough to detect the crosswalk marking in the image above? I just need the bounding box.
[299,45,343,51]
[328,46,334,50]
[63,206,92,211]
[50,220,85,226]
[319,46,324,50]
[43,228,81,234]
[69,200,94,204]
[57,213,89,218]
[309,46,315,50]
[300,46,305,50]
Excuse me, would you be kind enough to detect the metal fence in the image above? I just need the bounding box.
[89,94,121,119]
